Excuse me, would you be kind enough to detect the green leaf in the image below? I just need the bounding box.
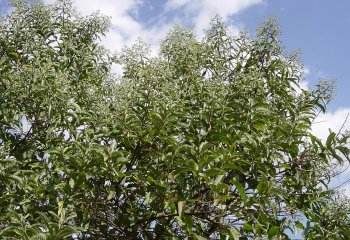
[69,178,75,189]
[232,180,247,202]
[243,223,253,232]
[192,234,207,240]
[178,201,186,216]
[257,175,268,194]
[199,141,212,152]
[9,174,23,184]
[9,52,20,60]
[295,221,304,230]
[214,175,224,185]
[253,123,265,131]
[228,227,240,240]
[267,226,279,238]
[205,168,224,177]
[107,190,116,200]
[30,233,47,240]
[326,131,336,149]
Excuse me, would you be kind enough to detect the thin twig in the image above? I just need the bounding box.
[312,120,328,124]
[337,112,349,137]
[10,124,33,156]
[331,177,350,191]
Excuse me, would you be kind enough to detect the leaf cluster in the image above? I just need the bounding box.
[0,2,349,239]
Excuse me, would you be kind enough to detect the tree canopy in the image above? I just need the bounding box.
[0,1,349,239]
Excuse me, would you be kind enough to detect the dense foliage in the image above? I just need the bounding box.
[0,1,349,239]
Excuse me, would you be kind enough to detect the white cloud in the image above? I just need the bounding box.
[299,81,309,91]
[295,67,350,198]
[312,108,350,196]
[312,108,350,142]
[290,66,309,94]
[297,66,310,92]
[43,0,263,53]
[165,0,192,10]
[343,183,350,196]
[41,0,263,75]
[303,66,310,77]
[44,0,145,52]
[165,0,262,36]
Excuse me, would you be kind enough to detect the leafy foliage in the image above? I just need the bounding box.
[0,1,349,239]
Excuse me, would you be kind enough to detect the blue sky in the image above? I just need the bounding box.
[1,0,350,194]
[235,0,350,110]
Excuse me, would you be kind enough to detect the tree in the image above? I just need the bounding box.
[0,1,349,239]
